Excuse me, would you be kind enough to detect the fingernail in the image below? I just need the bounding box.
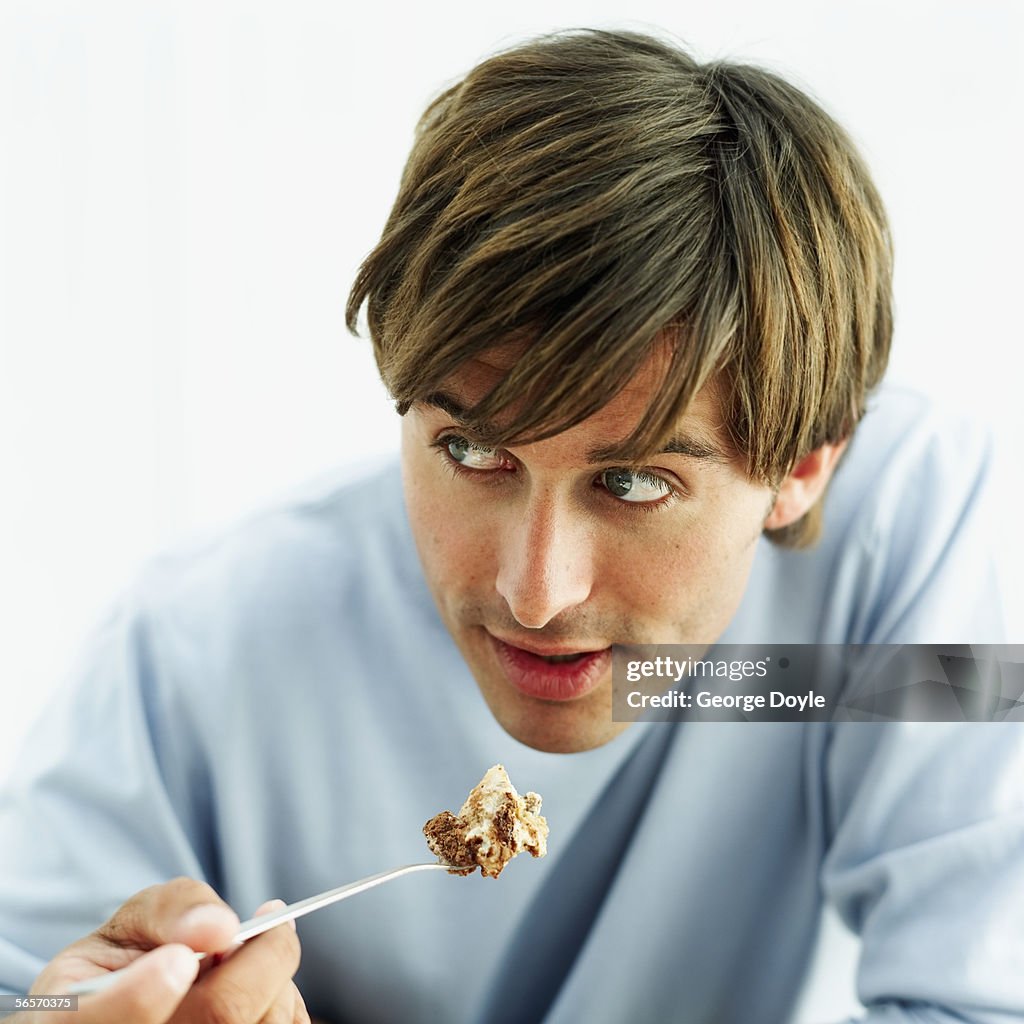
[262,899,296,930]
[179,904,235,933]
[162,946,199,993]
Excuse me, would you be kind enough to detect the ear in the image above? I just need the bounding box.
[763,440,849,531]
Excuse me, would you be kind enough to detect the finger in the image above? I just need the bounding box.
[183,907,302,1023]
[200,905,299,1024]
[252,899,297,931]
[91,877,240,956]
[56,943,198,1024]
[211,898,296,969]
[292,984,312,1024]
[258,980,297,1024]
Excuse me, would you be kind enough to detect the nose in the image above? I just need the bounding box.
[495,492,593,629]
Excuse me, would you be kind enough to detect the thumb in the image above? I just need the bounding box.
[70,943,198,1024]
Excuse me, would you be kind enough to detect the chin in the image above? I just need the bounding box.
[485,686,631,754]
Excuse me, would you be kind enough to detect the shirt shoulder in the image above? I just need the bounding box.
[725,386,1002,643]
[106,460,440,692]
[827,384,994,540]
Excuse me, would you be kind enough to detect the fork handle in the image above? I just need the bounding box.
[67,863,454,997]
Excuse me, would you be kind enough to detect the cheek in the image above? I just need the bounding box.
[425,522,494,592]
[401,436,495,593]
[610,495,763,630]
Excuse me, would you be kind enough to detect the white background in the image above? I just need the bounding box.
[1,2,1021,1018]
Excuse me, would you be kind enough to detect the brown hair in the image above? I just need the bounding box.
[346,29,892,547]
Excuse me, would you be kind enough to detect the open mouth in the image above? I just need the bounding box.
[487,634,611,702]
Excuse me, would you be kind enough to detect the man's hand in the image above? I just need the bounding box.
[10,877,308,1023]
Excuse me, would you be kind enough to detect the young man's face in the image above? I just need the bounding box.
[400,346,778,753]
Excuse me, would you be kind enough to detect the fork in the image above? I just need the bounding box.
[67,862,457,996]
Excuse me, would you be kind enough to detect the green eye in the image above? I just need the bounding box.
[447,437,471,462]
[604,469,634,498]
[445,436,504,470]
[601,468,671,503]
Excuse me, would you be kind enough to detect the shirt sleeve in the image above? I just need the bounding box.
[0,589,216,994]
[820,416,1024,1022]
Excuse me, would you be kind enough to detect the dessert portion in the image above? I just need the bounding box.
[423,764,548,878]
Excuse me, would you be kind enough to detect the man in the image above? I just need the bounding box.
[2,28,1020,1024]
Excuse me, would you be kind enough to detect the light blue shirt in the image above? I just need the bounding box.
[2,387,1022,1023]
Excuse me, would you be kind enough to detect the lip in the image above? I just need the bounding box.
[487,632,611,702]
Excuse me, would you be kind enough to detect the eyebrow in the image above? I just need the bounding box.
[422,391,478,424]
[420,391,729,465]
[588,433,728,464]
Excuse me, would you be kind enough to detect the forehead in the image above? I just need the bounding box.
[432,342,733,465]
